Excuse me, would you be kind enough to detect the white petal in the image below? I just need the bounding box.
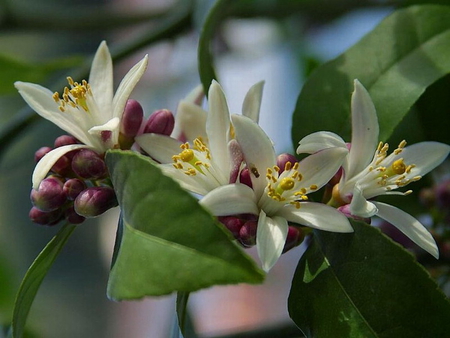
[399,142,450,177]
[32,144,89,189]
[347,80,379,178]
[278,202,353,233]
[207,80,231,170]
[158,165,211,196]
[200,184,259,216]
[297,147,348,190]
[374,201,439,258]
[171,100,208,142]
[88,41,113,114]
[296,131,346,154]
[231,114,276,198]
[89,117,121,149]
[112,54,149,119]
[349,183,378,217]
[184,84,204,105]
[136,134,182,164]
[15,82,91,146]
[242,81,264,123]
[257,210,289,272]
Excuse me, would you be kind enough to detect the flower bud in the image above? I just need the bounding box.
[29,206,63,226]
[74,186,118,217]
[337,204,371,224]
[283,226,304,253]
[63,178,87,200]
[121,99,144,138]
[54,135,79,148]
[239,168,253,188]
[218,216,244,239]
[143,109,174,136]
[239,220,257,247]
[30,177,66,212]
[35,146,52,163]
[51,155,71,176]
[64,205,86,224]
[276,153,298,174]
[71,149,107,180]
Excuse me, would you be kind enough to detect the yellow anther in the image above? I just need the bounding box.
[279,178,295,191]
[293,162,299,170]
[251,166,260,178]
[300,195,308,201]
[67,76,74,86]
[284,162,292,171]
[291,201,301,209]
[391,159,406,175]
[273,165,280,173]
[310,184,318,190]
[180,149,194,162]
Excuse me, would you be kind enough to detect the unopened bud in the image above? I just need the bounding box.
[143,109,174,136]
[72,149,107,180]
[30,177,66,212]
[276,153,298,174]
[119,99,144,149]
[239,168,253,188]
[283,226,304,253]
[29,206,63,226]
[63,178,87,200]
[65,206,86,224]
[74,186,118,217]
[35,146,52,163]
[51,155,71,176]
[239,220,257,247]
[218,216,244,239]
[337,204,371,224]
[54,135,79,148]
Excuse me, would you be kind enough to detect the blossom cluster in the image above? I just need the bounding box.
[16,42,450,271]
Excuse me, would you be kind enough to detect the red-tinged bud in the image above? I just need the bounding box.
[283,226,304,253]
[29,206,63,226]
[30,177,66,212]
[71,149,107,180]
[63,179,87,200]
[436,179,450,210]
[121,99,144,138]
[239,168,253,188]
[65,206,86,224]
[276,153,298,174]
[337,204,371,224]
[218,216,245,239]
[143,109,175,136]
[51,155,71,176]
[54,135,79,148]
[239,220,257,247]
[35,146,52,163]
[74,186,118,218]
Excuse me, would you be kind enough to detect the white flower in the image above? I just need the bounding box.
[15,41,148,189]
[297,79,450,258]
[136,80,264,196]
[200,115,353,272]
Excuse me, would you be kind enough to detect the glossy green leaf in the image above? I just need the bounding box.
[292,5,450,146]
[105,150,264,299]
[288,221,450,338]
[11,223,76,338]
[0,55,82,95]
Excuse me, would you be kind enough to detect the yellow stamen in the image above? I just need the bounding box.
[180,149,194,162]
[391,159,406,175]
[279,178,295,191]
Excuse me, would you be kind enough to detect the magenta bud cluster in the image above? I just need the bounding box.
[30,135,119,226]
[218,214,305,254]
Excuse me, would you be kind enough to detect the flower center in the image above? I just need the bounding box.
[53,77,91,113]
[172,138,211,176]
[265,161,318,209]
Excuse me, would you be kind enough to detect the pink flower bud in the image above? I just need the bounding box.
[64,206,85,224]
[29,206,63,226]
[239,220,257,247]
[35,146,52,163]
[71,149,107,180]
[276,153,298,174]
[30,177,67,212]
[143,109,174,136]
[54,135,79,148]
[337,204,371,224]
[282,226,304,253]
[74,186,118,218]
[63,178,87,200]
[51,155,71,176]
[239,168,253,188]
[218,216,245,239]
[121,99,144,138]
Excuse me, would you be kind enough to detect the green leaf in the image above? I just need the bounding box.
[292,5,450,146]
[105,150,264,299]
[288,221,450,338]
[0,54,82,95]
[11,223,76,338]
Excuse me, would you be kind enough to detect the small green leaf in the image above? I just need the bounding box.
[288,221,450,338]
[11,223,76,338]
[292,5,450,146]
[105,150,264,299]
[0,54,82,95]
